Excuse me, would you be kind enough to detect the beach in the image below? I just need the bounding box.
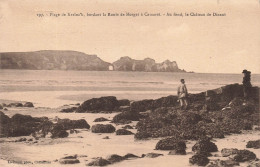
[0,70,259,167]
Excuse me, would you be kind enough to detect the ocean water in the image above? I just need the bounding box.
[0,70,259,107]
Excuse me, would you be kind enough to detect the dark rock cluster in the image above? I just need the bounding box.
[112,111,143,124]
[115,129,134,135]
[65,96,131,113]
[192,137,218,154]
[134,84,259,140]
[93,117,110,122]
[1,102,34,108]
[221,148,256,162]
[91,124,116,133]
[0,111,90,138]
[246,140,260,149]
[155,137,186,151]
[87,153,139,166]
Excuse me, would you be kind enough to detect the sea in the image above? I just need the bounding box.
[0,70,260,108]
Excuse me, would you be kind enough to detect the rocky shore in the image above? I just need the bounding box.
[0,83,259,166]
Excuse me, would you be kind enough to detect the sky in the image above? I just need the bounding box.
[0,0,260,73]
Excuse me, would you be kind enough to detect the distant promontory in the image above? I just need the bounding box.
[0,50,186,72]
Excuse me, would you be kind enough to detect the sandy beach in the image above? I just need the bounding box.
[0,96,259,167]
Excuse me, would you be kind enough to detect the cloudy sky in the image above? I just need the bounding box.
[0,0,259,73]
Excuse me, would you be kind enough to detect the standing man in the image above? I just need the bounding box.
[177,79,188,110]
[242,69,252,100]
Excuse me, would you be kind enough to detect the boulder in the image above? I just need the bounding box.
[221,148,239,157]
[246,140,260,149]
[88,158,111,166]
[0,104,3,109]
[91,124,116,133]
[57,119,90,130]
[189,153,209,166]
[106,154,125,163]
[94,117,109,122]
[116,129,133,135]
[23,102,34,107]
[60,107,77,113]
[155,137,186,151]
[118,99,130,106]
[11,114,38,124]
[192,137,218,154]
[231,150,256,162]
[112,111,143,123]
[124,153,139,159]
[7,103,23,107]
[76,96,119,113]
[51,124,69,138]
[144,153,163,158]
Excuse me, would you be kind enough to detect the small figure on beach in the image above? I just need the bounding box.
[242,69,252,100]
[177,79,188,110]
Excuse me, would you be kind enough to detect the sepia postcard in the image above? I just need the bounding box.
[0,0,259,167]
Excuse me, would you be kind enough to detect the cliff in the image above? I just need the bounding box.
[0,50,186,72]
[0,50,111,71]
[112,57,185,72]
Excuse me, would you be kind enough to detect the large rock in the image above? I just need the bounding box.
[88,158,111,166]
[57,119,90,130]
[246,140,260,149]
[23,102,34,107]
[7,103,23,107]
[130,96,178,113]
[231,150,257,162]
[94,117,109,122]
[192,137,218,154]
[116,129,133,135]
[189,153,209,166]
[59,155,80,164]
[51,124,69,138]
[91,124,116,133]
[221,148,239,157]
[155,137,186,151]
[112,111,143,124]
[76,96,119,113]
[106,154,125,163]
[124,153,139,159]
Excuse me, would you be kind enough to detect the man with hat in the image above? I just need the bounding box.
[242,69,252,100]
[177,79,188,110]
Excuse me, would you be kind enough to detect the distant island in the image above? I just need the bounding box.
[0,50,186,72]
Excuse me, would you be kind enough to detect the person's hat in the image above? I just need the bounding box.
[180,79,185,82]
[242,69,248,73]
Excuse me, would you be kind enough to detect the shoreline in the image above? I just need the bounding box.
[0,83,259,167]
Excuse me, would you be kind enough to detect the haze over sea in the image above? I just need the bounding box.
[0,70,259,108]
